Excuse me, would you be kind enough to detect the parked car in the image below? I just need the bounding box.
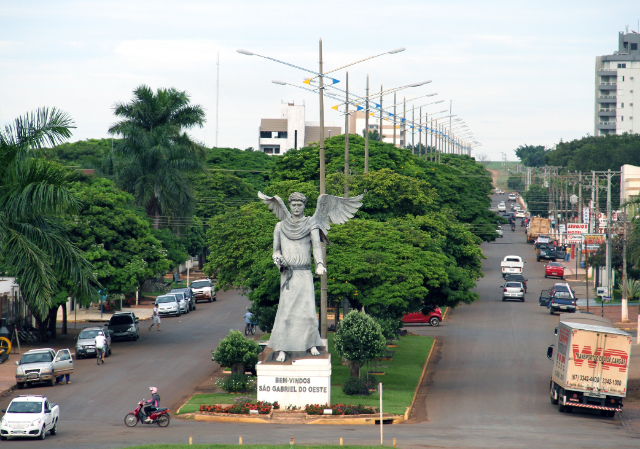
[402,307,443,327]
[496,226,504,238]
[536,244,557,262]
[539,289,552,306]
[501,281,525,302]
[0,395,59,440]
[170,287,196,311]
[504,273,528,293]
[544,262,565,279]
[549,282,575,299]
[497,201,506,212]
[548,291,577,314]
[156,294,181,317]
[169,292,189,314]
[107,312,139,341]
[75,327,111,359]
[14,349,73,389]
[190,279,216,302]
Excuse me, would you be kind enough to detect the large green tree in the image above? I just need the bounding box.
[523,184,549,217]
[515,144,547,167]
[0,108,98,318]
[65,177,171,296]
[107,84,206,228]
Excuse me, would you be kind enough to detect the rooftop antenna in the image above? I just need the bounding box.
[216,51,220,148]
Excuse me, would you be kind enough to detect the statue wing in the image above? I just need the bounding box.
[312,193,364,234]
[258,192,291,221]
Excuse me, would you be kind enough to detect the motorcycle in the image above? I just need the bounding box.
[124,399,171,427]
[510,224,516,232]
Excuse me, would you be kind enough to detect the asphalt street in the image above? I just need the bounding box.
[2,195,640,448]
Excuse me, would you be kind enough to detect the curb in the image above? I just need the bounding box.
[404,338,436,421]
[442,307,449,321]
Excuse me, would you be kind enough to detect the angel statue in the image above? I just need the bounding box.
[258,191,364,362]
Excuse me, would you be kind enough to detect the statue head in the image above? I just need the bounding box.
[288,192,307,206]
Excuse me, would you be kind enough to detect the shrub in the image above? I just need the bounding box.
[213,330,259,375]
[342,377,371,396]
[200,400,277,415]
[305,403,377,415]
[214,374,257,393]
[375,317,402,340]
[334,311,386,378]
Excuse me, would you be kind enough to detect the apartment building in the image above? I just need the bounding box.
[258,102,341,155]
[595,31,640,136]
[348,110,405,147]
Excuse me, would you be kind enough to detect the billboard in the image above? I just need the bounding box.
[566,223,588,234]
[584,234,605,251]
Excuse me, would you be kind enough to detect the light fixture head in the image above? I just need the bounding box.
[408,80,431,87]
[388,47,406,54]
[272,80,287,85]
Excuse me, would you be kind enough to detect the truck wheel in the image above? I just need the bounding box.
[48,378,55,387]
[50,420,58,435]
[17,382,24,389]
[38,426,46,440]
[0,435,6,440]
[558,402,565,413]
[607,410,616,418]
[550,387,558,405]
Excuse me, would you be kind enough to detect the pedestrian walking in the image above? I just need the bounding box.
[149,304,161,331]
[55,351,72,384]
[95,331,107,365]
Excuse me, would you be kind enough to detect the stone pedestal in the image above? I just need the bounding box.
[256,348,331,408]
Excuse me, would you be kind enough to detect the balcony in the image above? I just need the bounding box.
[598,95,617,99]
[597,122,616,130]
[598,68,617,76]
[599,84,617,91]
[598,109,616,116]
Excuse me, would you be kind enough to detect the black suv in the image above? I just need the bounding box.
[107,312,139,341]
[537,244,557,262]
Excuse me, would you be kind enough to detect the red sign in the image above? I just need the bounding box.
[572,345,628,372]
[566,223,588,234]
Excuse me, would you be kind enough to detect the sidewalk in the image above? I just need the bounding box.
[56,305,154,323]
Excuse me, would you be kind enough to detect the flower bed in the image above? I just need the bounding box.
[305,403,377,416]
[199,400,279,415]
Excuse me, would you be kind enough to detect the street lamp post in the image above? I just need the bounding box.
[365,74,370,173]
[393,92,397,147]
[379,85,383,143]
[344,71,349,197]
[318,39,328,340]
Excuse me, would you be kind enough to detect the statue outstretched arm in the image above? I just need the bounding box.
[311,229,326,276]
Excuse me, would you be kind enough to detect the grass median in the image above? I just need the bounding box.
[178,334,433,416]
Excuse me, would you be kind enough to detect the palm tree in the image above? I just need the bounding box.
[0,108,98,318]
[107,85,206,228]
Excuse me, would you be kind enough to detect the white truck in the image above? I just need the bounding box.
[15,348,74,389]
[190,279,216,302]
[0,395,59,440]
[546,317,632,416]
[500,255,524,278]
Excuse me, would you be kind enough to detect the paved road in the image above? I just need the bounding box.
[2,195,640,448]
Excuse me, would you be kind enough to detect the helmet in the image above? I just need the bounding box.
[149,386,157,394]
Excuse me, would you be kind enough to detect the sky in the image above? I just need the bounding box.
[1,0,639,161]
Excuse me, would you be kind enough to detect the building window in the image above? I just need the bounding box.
[618,63,627,68]
[264,147,273,154]
[632,43,638,51]
[275,148,281,154]
[277,131,288,138]
[620,103,624,108]
[294,130,298,149]
[624,42,629,50]
[260,131,272,138]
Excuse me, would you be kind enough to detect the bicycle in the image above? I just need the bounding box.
[244,321,256,336]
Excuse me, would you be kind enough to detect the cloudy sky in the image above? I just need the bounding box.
[1,0,639,161]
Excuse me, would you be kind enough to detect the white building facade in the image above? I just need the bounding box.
[595,31,640,136]
[259,102,341,155]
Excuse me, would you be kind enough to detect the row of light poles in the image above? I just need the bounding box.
[238,40,480,339]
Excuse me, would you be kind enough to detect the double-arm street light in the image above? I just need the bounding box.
[239,41,410,340]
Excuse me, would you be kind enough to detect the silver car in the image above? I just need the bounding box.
[75,327,112,359]
[501,281,525,302]
[156,294,181,317]
[169,292,189,314]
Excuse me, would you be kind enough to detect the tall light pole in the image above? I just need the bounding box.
[365,74,370,173]
[318,39,328,340]
[344,72,349,197]
[393,92,397,147]
[379,85,383,143]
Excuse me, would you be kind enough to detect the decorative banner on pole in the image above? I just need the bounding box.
[583,207,590,223]
[566,223,588,234]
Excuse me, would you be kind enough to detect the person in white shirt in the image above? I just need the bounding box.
[149,305,161,331]
[95,332,107,365]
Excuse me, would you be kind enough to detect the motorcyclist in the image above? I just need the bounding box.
[143,387,161,423]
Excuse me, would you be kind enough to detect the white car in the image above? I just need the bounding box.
[496,227,504,238]
[497,202,506,212]
[515,211,525,218]
[0,395,59,440]
[156,295,181,317]
[508,193,517,202]
[190,279,216,302]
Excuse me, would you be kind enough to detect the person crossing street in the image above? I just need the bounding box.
[149,304,161,331]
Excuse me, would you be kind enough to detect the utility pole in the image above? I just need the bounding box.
[606,169,612,306]
[411,108,415,153]
[622,211,629,322]
[318,39,327,340]
[393,92,396,147]
[419,107,423,159]
[344,71,349,198]
[215,51,220,147]
[364,74,369,173]
[379,85,383,144]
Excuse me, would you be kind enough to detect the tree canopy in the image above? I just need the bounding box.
[515,144,547,167]
[0,108,98,318]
